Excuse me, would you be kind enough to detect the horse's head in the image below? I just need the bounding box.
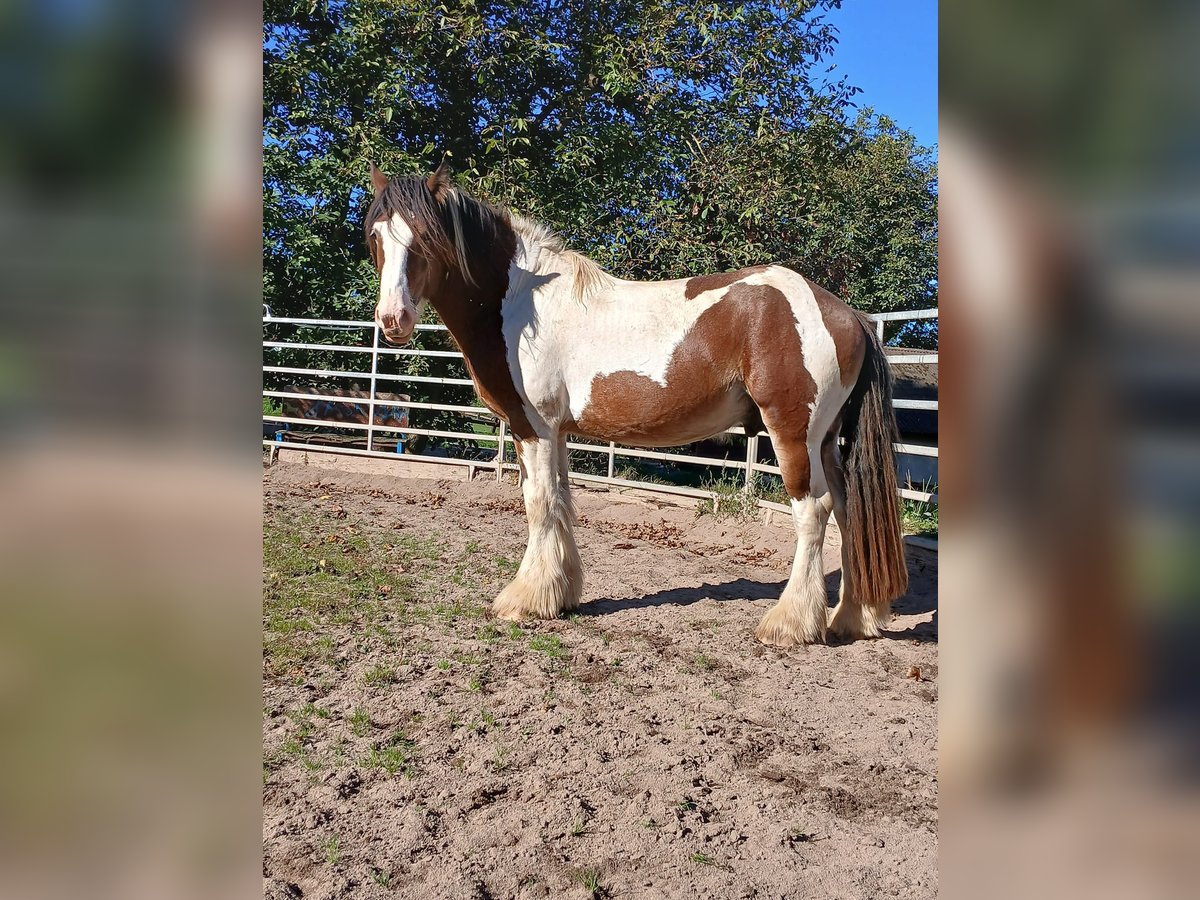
[364,161,457,345]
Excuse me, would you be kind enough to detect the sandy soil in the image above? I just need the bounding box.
[263,458,937,899]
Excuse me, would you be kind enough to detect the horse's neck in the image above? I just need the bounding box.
[428,241,515,367]
[428,238,540,437]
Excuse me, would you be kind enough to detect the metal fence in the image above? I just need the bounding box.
[263,309,938,513]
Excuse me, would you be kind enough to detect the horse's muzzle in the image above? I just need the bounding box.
[377,310,415,345]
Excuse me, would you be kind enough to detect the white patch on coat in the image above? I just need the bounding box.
[372,213,421,324]
[775,271,846,446]
[502,237,752,426]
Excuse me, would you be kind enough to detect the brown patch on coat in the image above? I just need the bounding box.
[682,265,768,301]
[367,230,383,275]
[805,277,866,388]
[421,222,537,440]
[574,282,818,497]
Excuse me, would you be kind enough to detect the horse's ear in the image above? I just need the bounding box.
[426,158,453,202]
[369,162,389,196]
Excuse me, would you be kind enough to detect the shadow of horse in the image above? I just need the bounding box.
[579,564,937,643]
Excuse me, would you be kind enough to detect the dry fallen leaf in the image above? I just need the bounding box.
[906,666,921,680]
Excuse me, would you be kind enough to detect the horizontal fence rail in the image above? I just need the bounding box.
[263,309,938,511]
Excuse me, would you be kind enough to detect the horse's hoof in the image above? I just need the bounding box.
[827,602,885,642]
[755,605,825,647]
[492,586,560,621]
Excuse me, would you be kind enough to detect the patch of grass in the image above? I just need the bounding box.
[614,462,671,485]
[569,817,587,837]
[676,797,698,813]
[348,707,371,737]
[750,471,791,505]
[529,633,566,658]
[363,664,397,686]
[364,729,418,777]
[493,554,520,576]
[476,624,502,644]
[321,835,341,866]
[492,745,512,773]
[262,514,438,679]
[693,653,716,672]
[572,869,605,898]
[505,621,524,640]
[901,491,938,537]
[643,818,660,829]
[690,851,717,866]
[371,868,391,887]
[436,659,451,671]
[695,472,758,520]
[293,702,331,722]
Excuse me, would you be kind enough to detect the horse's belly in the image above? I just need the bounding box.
[569,374,749,447]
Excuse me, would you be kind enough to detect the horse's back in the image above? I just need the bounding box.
[535,264,861,445]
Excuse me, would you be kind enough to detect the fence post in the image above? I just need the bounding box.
[495,420,506,482]
[607,442,616,480]
[875,317,885,343]
[744,432,759,496]
[366,324,380,453]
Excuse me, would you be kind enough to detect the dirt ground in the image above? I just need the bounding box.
[263,457,937,900]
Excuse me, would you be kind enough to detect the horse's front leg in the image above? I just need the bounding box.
[493,434,583,620]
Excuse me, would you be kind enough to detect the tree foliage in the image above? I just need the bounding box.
[264,0,936,323]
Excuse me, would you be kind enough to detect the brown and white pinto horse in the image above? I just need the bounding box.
[365,163,907,645]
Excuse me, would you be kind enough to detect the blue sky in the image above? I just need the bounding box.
[824,0,938,153]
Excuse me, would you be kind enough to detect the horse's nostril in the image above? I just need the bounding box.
[379,312,397,331]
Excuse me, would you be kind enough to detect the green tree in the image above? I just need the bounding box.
[263,0,937,452]
[264,0,936,323]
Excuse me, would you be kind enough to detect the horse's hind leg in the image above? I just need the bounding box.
[493,433,583,620]
[754,430,833,646]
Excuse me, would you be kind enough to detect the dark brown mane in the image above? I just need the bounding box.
[364,177,511,286]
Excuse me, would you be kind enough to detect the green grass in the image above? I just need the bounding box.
[614,463,671,486]
[492,745,512,773]
[749,471,791,505]
[263,513,449,678]
[371,868,392,887]
[321,835,341,866]
[363,663,397,685]
[695,472,758,520]
[901,491,938,537]
[529,633,566,658]
[348,707,371,737]
[690,851,717,866]
[572,869,605,898]
[364,729,418,777]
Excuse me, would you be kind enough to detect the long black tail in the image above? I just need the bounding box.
[840,313,908,612]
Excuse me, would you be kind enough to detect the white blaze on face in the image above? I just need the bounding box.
[373,213,422,342]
